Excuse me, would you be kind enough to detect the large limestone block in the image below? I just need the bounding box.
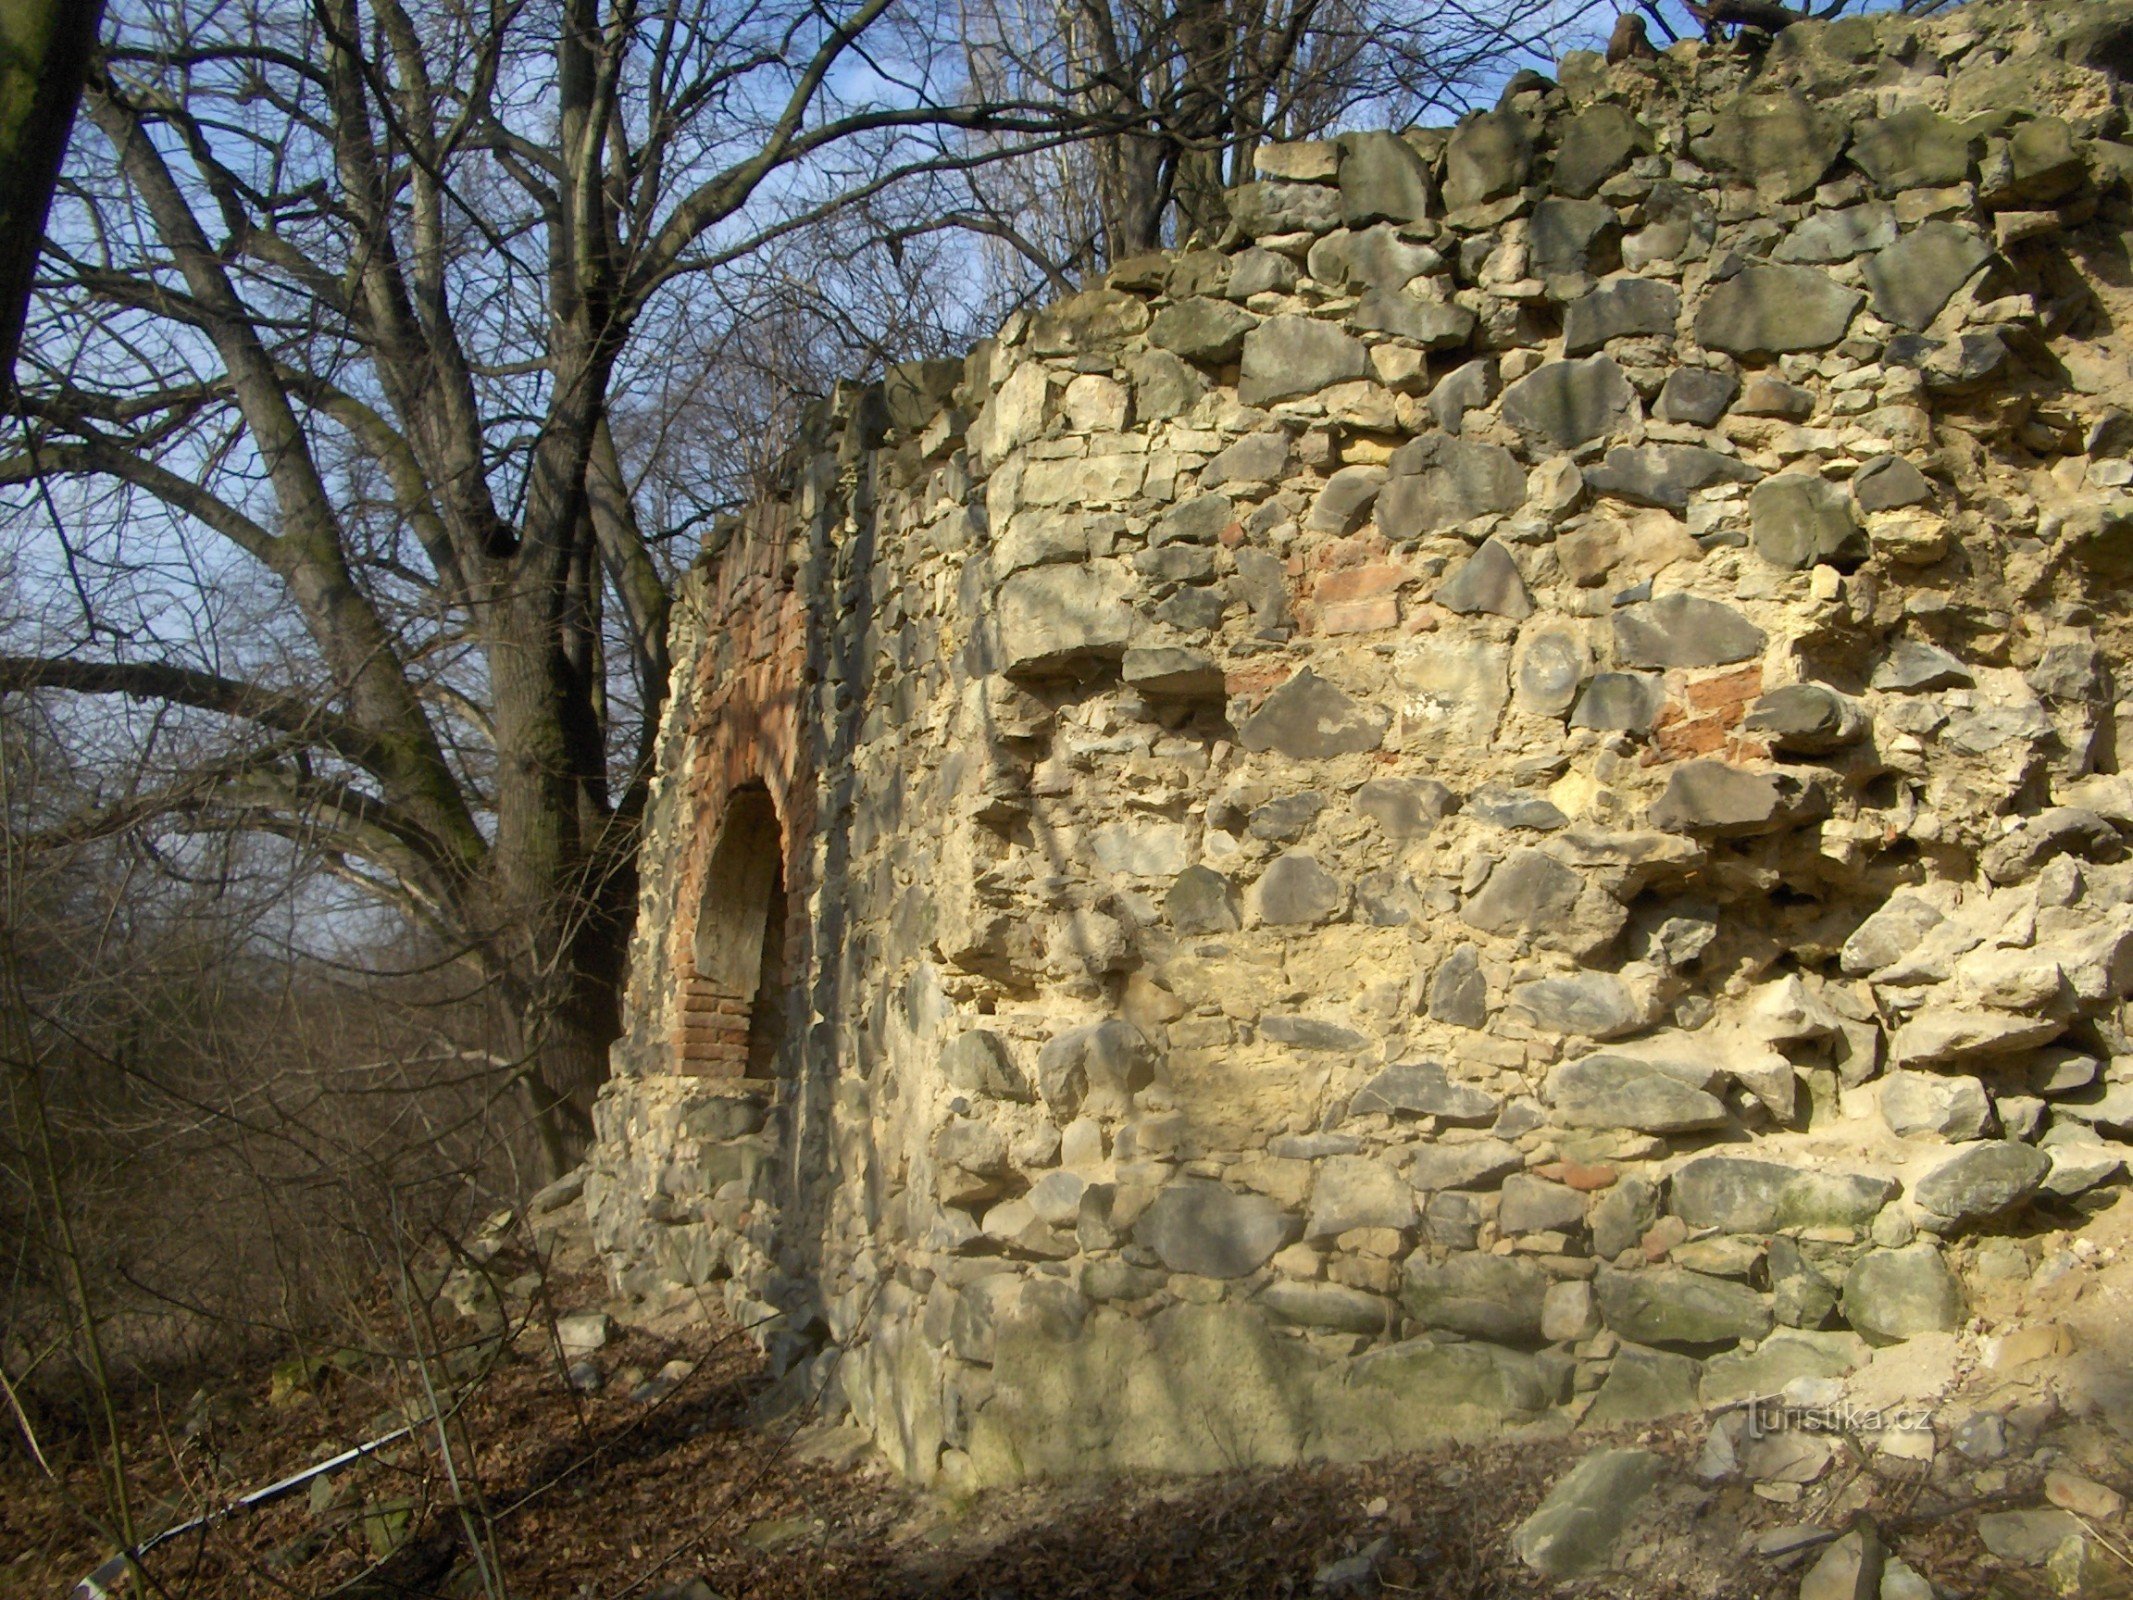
[1327,1339,1550,1457]
[1694,265,1863,356]
[1862,222,1994,334]
[1397,639,1511,749]
[1500,355,1637,448]
[1545,1054,1729,1133]
[1842,1243,1963,1342]
[1135,1180,1299,1276]
[1596,1266,1771,1346]
[1512,1449,1665,1577]
[1695,91,1847,200]
[967,1302,1324,1480]
[1237,668,1390,758]
[1401,1250,1550,1342]
[1238,315,1369,404]
[1850,106,1976,193]
[1338,129,1434,224]
[1376,435,1526,536]
[996,562,1134,676]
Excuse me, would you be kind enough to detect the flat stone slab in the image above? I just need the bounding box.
[1512,1449,1666,1577]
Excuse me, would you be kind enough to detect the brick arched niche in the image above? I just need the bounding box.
[677,782,792,1078]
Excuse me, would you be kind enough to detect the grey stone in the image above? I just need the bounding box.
[1443,109,1531,210]
[1584,1345,1706,1425]
[1669,1156,1893,1233]
[1529,198,1621,281]
[1307,1154,1417,1238]
[1462,850,1583,936]
[1254,852,1346,925]
[1697,91,1848,200]
[1122,647,1224,698]
[1354,776,1457,839]
[1082,1259,1168,1302]
[1591,1177,1659,1260]
[997,563,1134,676]
[1563,278,1680,356]
[1150,297,1258,365]
[2045,1142,2128,1196]
[1977,1508,2085,1567]
[1981,807,2121,886]
[1913,1140,2051,1221]
[1583,443,1758,510]
[1613,595,1766,669]
[1226,247,1298,299]
[1028,288,1151,355]
[1402,1250,1549,1342]
[1427,944,1489,1028]
[1166,865,1242,934]
[1237,669,1390,759]
[1701,1328,1869,1406]
[1427,358,1499,434]
[1352,1061,1498,1123]
[1742,684,1868,754]
[1842,1243,1964,1341]
[1694,265,1864,356]
[1135,1182,1300,1277]
[1037,1020,1156,1118]
[1570,672,1665,732]
[1595,1266,1772,1346]
[1840,895,1945,974]
[1552,105,1651,199]
[1648,760,1787,835]
[1377,435,1526,536]
[939,1030,1035,1102]
[1407,1138,1523,1192]
[1774,203,1897,264]
[1863,222,1994,334]
[1512,1449,1665,1577]
[1352,291,1476,349]
[1885,328,2017,394]
[1201,430,1291,487]
[1654,366,1738,426]
[1799,1527,1886,1600]
[1309,465,1386,534]
[1869,638,1971,691]
[882,357,964,433]
[1499,1173,1586,1234]
[1153,492,1236,546]
[1500,355,1638,448]
[1879,1071,1993,1141]
[1237,316,1369,405]
[1517,627,1589,716]
[1465,785,1566,831]
[1246,792,1329,842]
[1338,129,1433,224]
[1259,1013,1365,1050]
[1226,180,1344,238]
[1257,1279,1395,1335]
[1434,538,1531,618]
[1750,473,1868,570]
[1129,349,1208,419]
[1545,1055,1729,1133]
[2006,118,2087,205]
[1308,226,1443,292]
[1510,972,1643,1038]
[1423,1189,1485,1247]
[1851,107,1976,193]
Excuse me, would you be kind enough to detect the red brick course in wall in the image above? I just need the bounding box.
[668,504,819,1078]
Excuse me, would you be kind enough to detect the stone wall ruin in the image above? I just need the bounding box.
[586,0,2133,1487]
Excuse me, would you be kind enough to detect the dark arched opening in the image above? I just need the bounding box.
[686,783,791,1078]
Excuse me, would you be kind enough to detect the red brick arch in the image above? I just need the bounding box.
[669,503,816,1075]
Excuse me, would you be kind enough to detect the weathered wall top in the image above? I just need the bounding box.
[585,0,2133,1490]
